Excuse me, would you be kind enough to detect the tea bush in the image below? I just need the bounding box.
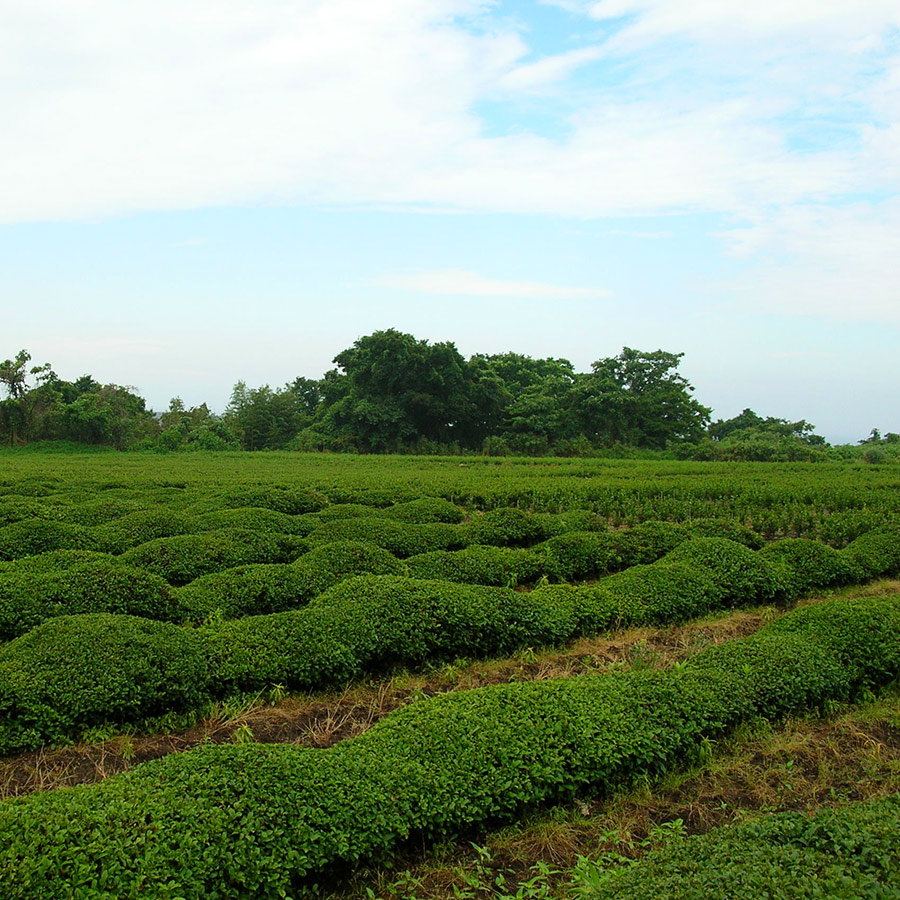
[0,562,182,640]
[119,530,307,584]
[221,486,327,515]
[192,507,318,536]
[537,531,621,582]
[91,509,196,553]
[305,518,467,557]
[463,507,548,546]
[0,614,208,754]
[406,546,544,586]
[0,519,101,561]
[662,538,788,606]
[590,793,900,899]
[758,538,856,596]
[381,497,465,524]
[1,594,898,897]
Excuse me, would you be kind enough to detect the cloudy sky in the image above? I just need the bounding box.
[3,0,898,442]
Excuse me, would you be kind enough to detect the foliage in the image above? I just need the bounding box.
[1,593,899,896]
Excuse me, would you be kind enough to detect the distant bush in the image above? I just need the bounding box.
[192,507,318,536]
[305,518,467,557]
[382,497,465,524]
[92,509,196,553]
[0,519,101,561]
[464,508,547,546]
[534,509,609,537]
[406,546,544,586]
[221,486,327,515]
[683,517,764,549]
[178,540,407,620]
[0,562,182,640]
[120,529,306,584]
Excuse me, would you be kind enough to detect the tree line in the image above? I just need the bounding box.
[2,332,896,460]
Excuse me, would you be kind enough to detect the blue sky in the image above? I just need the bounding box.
[2,0,898,443]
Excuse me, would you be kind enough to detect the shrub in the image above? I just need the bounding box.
[683,518,765,549]
[91,509,196,553]
[0,614,208,754]
[192,507,318,537]
[599,562,719,625]
[758,538,857,596]
[53,499,145,526]
[406,546,544,586]
[840,526,900,580]
[533,510,609,537]
[0,562,183,640]
[662,538,788,606]
[537,531,621,582]
[221,487,327,515]
[176,564,319,621]
[120,530,306,585]
[464,508,547,546]
[305,518,467,558]
[592,794,900,899]
[0,519,101,561]
[0,550,116,573]
[382,498,465,524]
[614,521,690,567]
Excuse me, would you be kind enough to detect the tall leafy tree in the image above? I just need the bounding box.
[574,348,710,448]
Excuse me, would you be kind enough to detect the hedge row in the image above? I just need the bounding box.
[0,592,898,897]
[1,529,898,753]
[590,792,900,898]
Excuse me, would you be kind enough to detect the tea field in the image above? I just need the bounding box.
[0,450,899,897]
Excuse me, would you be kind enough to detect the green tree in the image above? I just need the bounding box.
[574,348,710,448]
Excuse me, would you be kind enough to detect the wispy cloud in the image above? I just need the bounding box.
[374,269,612,298]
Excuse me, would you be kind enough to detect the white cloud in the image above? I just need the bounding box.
[499,45,605,91]
[722,199,900,323]
[0,0,896,227]
[375,269,611,298]
[588,0,900,44]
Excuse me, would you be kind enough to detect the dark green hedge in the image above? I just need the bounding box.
[0,519,101,561]
[463,507,548,546]
[536,532,622,582]
[406,546,544,587]
[382,497,465,524]
[206,576,567,693]
[759,538,857,596]
[590,793,900,899]
[0,614,208,754]
[0,593,897,897]
[119,529,307,584]
[840,525,900,580]
[304,518,467,558]
[221,487,327,515]
[0,562,183,641]
[662,538,788,605]
[91,509,196,553]
[192,507,318,537]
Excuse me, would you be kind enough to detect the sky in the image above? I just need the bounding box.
[2,0,898,444]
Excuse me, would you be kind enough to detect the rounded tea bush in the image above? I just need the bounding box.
[0,613,208,753]
[406,546,544,586]
[0,519,101,561]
